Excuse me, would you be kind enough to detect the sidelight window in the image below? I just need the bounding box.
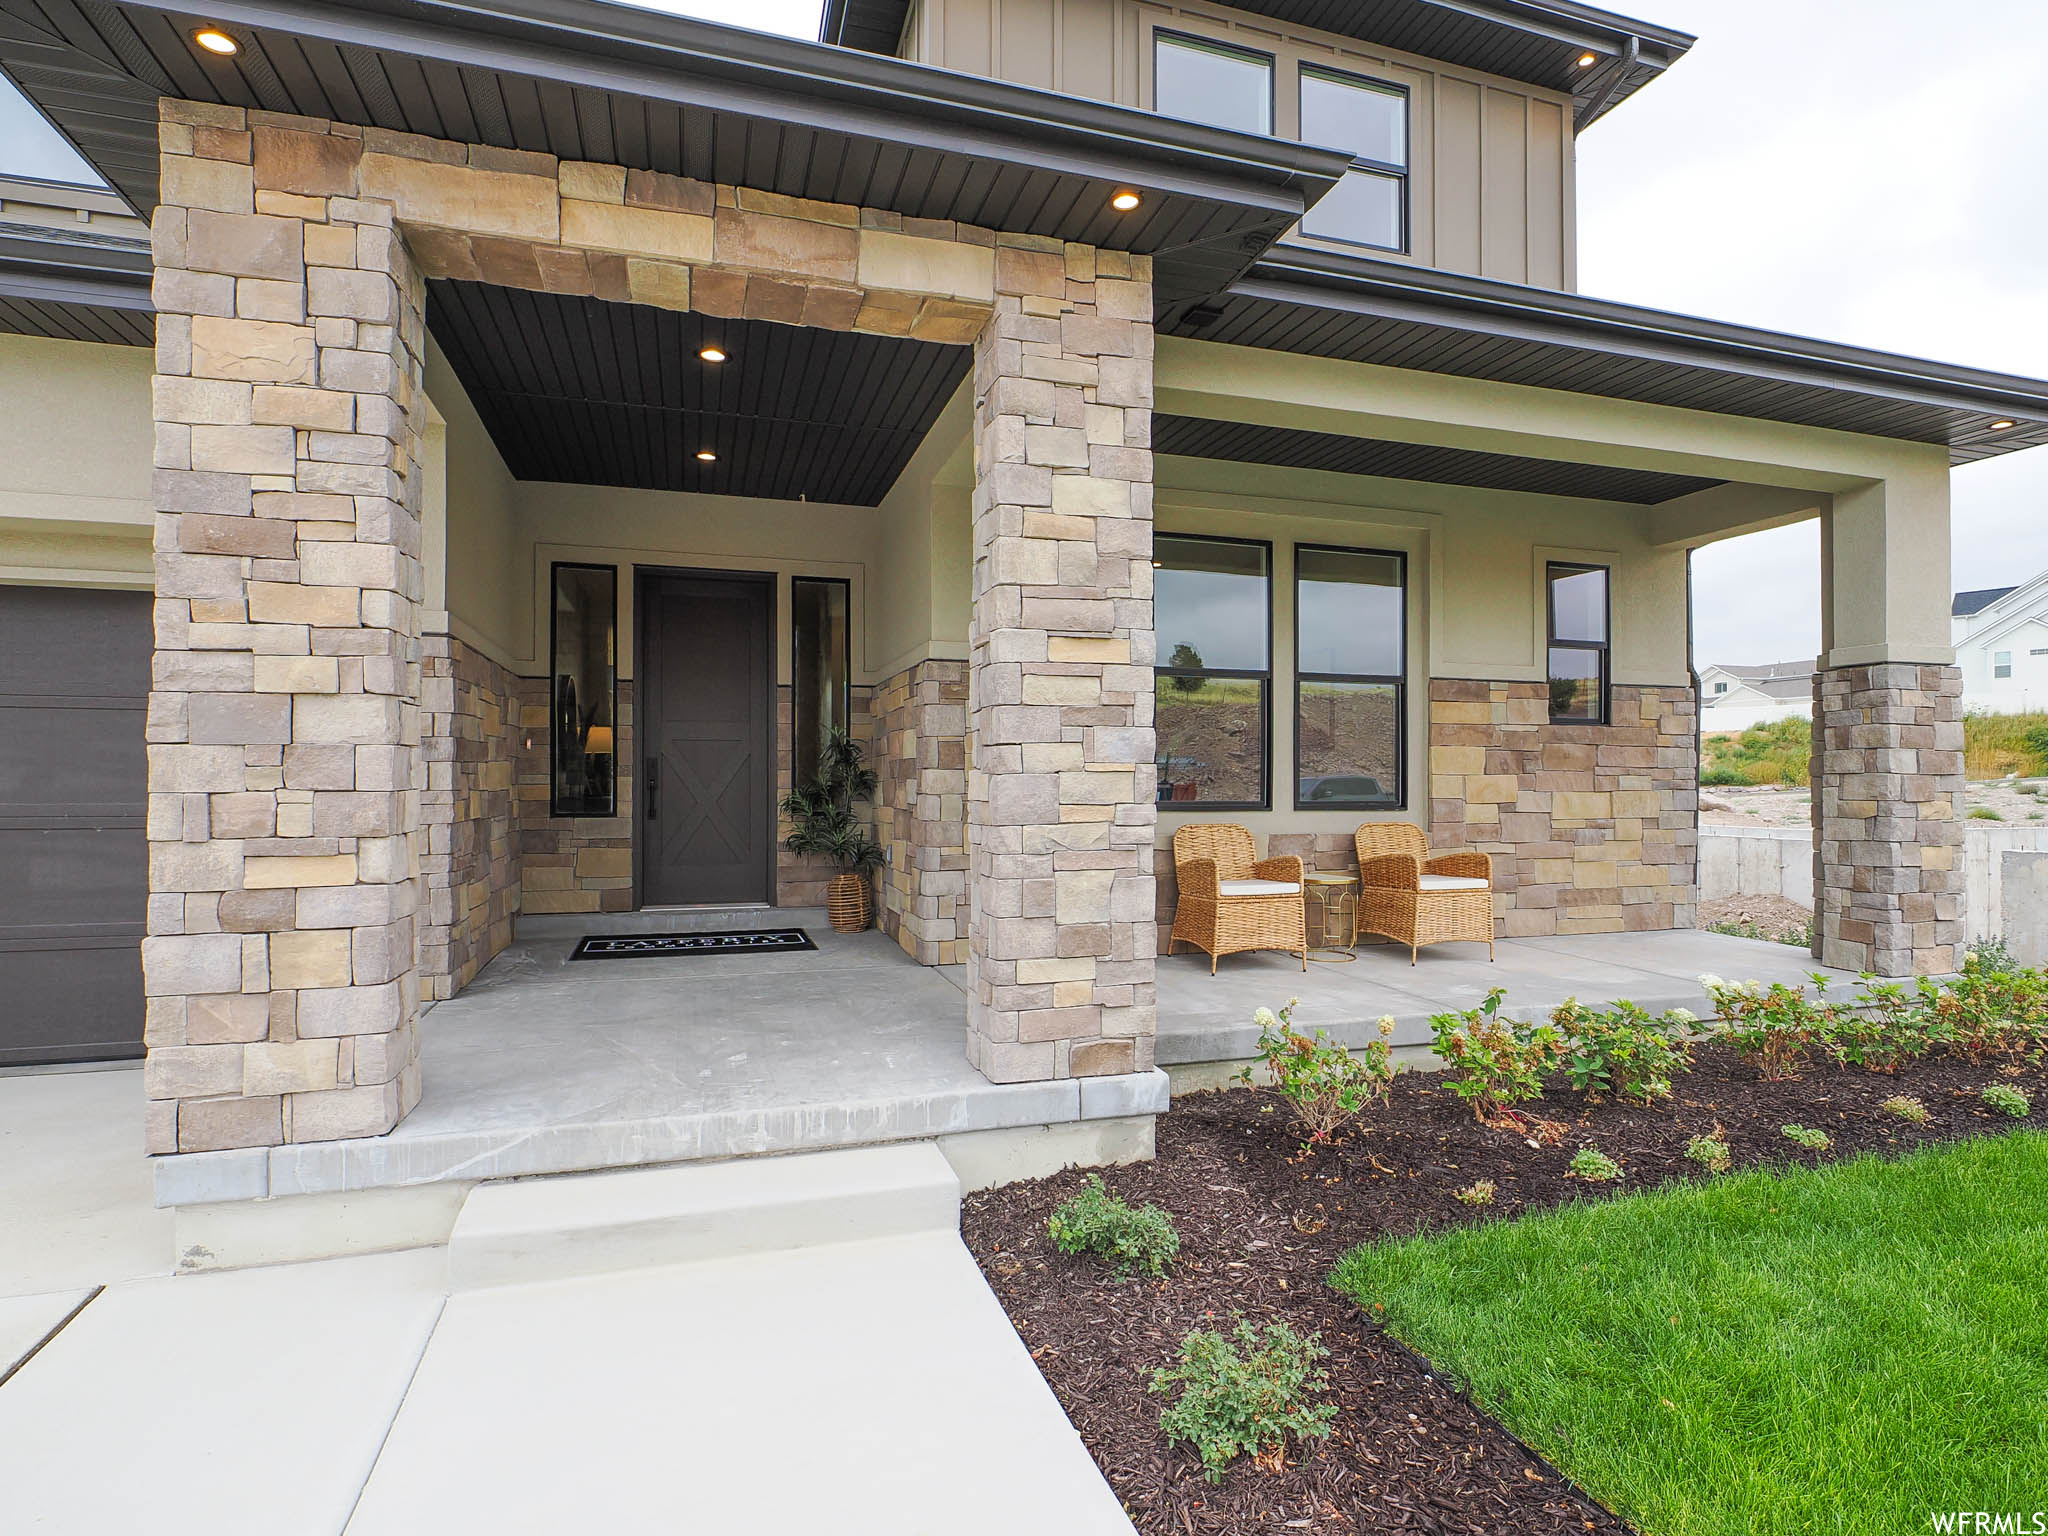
[550,562,618,817]
[791,576,851,789]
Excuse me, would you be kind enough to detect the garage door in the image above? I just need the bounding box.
[0,585,150,1066]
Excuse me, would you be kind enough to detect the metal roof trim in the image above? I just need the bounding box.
[0,223,154,310]
[1233,249,2048,426]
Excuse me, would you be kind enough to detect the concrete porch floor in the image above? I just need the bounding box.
[155,911,1168,1207]
[1156,926,1855,1067]
[154,921,1849,1208]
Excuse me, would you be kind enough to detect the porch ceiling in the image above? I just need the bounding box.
[1170,251,2048,466]
[0,220,152,346]
[1154,413,1722,503]
[0,0,1345,307]
[428,280,970,506]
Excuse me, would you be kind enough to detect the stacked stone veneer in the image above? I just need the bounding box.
[1428,681,1699,936]
[509,677,636,915]
[875,660,970,964]
[1811,662,1965,974]
[965,241,1157,1082]
[143,100,430,1152]
[419,634,518,998]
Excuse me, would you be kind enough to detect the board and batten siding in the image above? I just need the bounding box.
[901,0,1576,289]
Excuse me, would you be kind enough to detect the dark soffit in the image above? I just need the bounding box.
[820,0,1693,127]
[1155,413,1720,503]
[428,280,970,506]
[0,219,153,345]
[1170,251,2048,466]
[0,0,1349,306]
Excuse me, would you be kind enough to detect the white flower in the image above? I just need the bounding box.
[1667,1007,1698,1025]
[1698,974,1723,991]
[1253,1007,1279,1029]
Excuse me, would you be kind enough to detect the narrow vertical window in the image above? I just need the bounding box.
[1154,32,1273,136]
[1547,562,1609,724]
[1154,535,1271,808]
[792,576,850,788]
[1298,67,1408,251]
[1994,650,2013,679]
[1296,546,1405,809]
[550,562,618,816]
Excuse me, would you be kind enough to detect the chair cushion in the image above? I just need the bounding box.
[1418,873,1490,892]
[1217,878,1302,897]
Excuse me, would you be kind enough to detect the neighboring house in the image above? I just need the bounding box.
[0,0,2045,1181]
[1698,660,1814,731]
[1953,576,2048,714]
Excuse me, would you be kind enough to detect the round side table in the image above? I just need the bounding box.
[1304,873,1359,962]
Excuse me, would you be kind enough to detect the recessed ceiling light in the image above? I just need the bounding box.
[194,27,239,55]
[1576,51,1598,67]
[1991,419,2017,431]
[696,450,717,462]
[1110,190,1142,212]
[699,345,727,363]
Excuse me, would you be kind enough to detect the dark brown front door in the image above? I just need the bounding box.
[637,570,774,907]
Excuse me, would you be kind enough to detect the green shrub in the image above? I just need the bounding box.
[1568,1147,1623,1182]
[1241,1000,1399,1145]
[1699,764,1747,788]
[1428,987,1566,1125]
[1685,1133,1732,1173]
[1967,936,2021,975]
[1151,1319,1336,1482]
[1919,963,2048,1065]
[1826,978,1948,1073]
[1551,997,1695,1104]
[1701,974,1835,1081]
[1047,1175,1179,1279]
[1880,1095,1931,1125]
[1965,710,2048,778]
[1970,807,2004,821]
[1781,1124,1832,1151]
[1453,1179,1497,1206]
[1981,1082,2032,1119]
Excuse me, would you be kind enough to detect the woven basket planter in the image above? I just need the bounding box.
[826,871,872,933]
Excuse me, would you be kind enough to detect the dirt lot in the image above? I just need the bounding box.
[964,1047,2048,1535]
[1702,780,2048,828]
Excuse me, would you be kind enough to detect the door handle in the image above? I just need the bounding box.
[644,758,658,820]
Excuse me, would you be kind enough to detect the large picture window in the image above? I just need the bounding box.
[1296,546,1404,809]
[550,562,618,817]
[791,576,850,789]
[1298,67,1408,252]
[1154,32,1274,136]
[1547,562,1610,725]
[1154,535,1270,809]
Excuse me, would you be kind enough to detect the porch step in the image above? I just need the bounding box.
[514,905,826,941]
[445,1142,960,1290]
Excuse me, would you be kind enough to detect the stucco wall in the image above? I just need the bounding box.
[0,331,154,588]
[902,0,1577,288]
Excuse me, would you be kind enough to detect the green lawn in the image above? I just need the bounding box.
[1331,1134,2048,1535]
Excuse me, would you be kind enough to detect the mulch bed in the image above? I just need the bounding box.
[961,1041,2048,1535]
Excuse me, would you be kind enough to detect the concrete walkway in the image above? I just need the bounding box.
[0,1146,1135,1535]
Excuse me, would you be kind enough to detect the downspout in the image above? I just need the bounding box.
[1686,544,1702,931]
[1573,35,1640,130]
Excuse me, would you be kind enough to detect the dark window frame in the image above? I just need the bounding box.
[1297,64,1410,255]
[1546,560,1611,726]
[1154,532,1274,812]
[1152,29,1278,137]
[790,574,852,791]
[1293,543,1407,812]
[548,559,619,819]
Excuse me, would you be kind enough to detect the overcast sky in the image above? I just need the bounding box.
[4,0,2042,668]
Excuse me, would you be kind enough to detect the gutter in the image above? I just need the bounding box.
[182,0,1349,219]
[1229,249,2048,425]
[0,223,153,309]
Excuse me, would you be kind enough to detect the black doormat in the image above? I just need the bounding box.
[569,928,817,960]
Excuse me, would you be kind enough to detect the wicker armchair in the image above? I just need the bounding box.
[1354,822,1496,964]
[1168,823,1308,974]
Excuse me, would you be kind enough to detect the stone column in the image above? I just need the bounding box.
[143,101,426,1152]
[1810,474,1965,975]
[964,238,1156,1082]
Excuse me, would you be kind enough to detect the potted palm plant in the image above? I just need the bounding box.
[780,727,884,932]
